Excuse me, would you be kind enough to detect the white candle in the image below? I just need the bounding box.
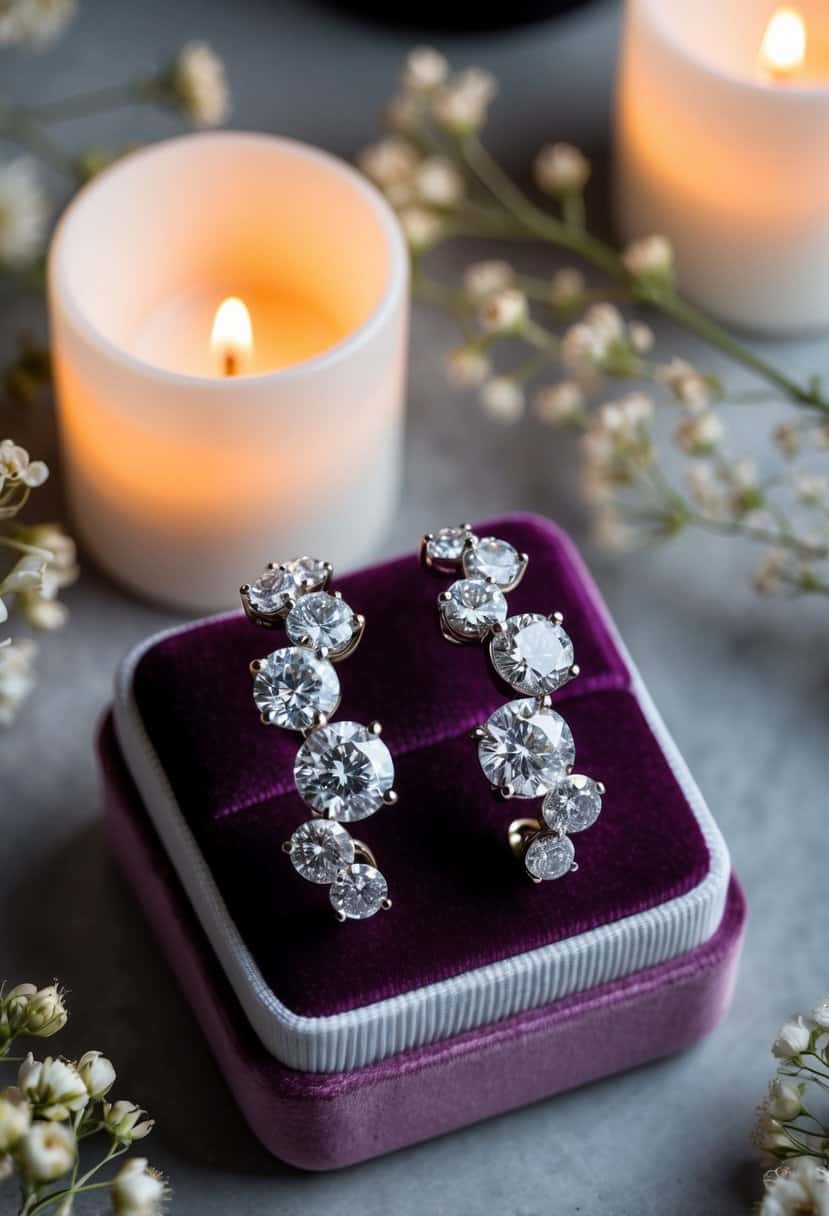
[48,132,408,611]
[615,0,829,333]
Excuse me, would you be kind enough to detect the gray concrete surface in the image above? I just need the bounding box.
[1,1,827,1211]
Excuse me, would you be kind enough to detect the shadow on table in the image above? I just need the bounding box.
[5,821,290,1178]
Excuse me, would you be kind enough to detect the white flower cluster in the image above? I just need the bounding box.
[752,998,829,1214]
[0,981,165,1213]
[170,41,230,127]
[0,161,50,268]
[560,303,652,382]
[358,133,465,251]
[0,0,77,49]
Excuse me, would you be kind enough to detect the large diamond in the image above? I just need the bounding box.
[253,647,340,730]
[440,578,507,640]
[294,721,394,820]
[542,774,603,834]
[290,556,330,592]
[246,566,295,616]
[524,832,575,881]
[490,613,575,695]
[426,525,471,570]
[286,592,355,654]
[329,863,389,920]
[463,536,522,588]
[478,698,575,797]
[287,819,354,884]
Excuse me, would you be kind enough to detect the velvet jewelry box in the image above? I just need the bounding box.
[100,513,745,1169]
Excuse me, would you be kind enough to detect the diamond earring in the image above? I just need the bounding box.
[242,557,396,921]
[421,526,605,883]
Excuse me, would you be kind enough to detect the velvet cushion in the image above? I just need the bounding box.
[131,513,710,1019]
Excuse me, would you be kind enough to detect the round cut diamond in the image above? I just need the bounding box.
[524,832,575,881]
[490,613,575,695]
[294,721,394,820]
[288,819,354,884]
[291,556,330,591]
[286,592,355,655]
[329,863,388,920]
[463,536,522,588]
[542,774,603,834]
[246,566,295,616]
[441,578,507,640]
[478,698,575,798]
[426,526,471,571]
[253,647,339,730]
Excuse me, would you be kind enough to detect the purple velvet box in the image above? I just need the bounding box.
[101,513,745,1168]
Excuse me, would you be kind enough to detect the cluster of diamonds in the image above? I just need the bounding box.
[421,526,605,883]
[242,557,396,921]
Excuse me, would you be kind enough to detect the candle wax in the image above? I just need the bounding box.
[132,285,346,377]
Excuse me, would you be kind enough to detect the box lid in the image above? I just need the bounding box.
[112,513,729,1072]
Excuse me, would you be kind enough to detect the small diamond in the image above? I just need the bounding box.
[330,863,388,919]
[290,556,330,591]
[426,526,472,571]
[253,647,340,730]
[440,578,507,640]
[524,832,575,881]
[490,613,575,695]
[478,698,575,798]
[463,536,523,588]
[294,721,394,820]
[286,592,355,655]
[542,774,603,834]
[288,819,354,884]
[246,566,295,616]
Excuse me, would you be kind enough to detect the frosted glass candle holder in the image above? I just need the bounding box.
[48,132,409,611]
[615,0,829,333]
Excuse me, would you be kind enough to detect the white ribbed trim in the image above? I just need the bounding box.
[113,610,729,1074]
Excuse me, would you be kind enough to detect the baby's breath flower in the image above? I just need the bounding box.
[4,982,66,1037]
[622,234,674,289]
[0,161,50,268]
[752,1112,791,1155]
[561,322,603,371]
[397,205,443,252]
[0,0,77,48]
[761,1158,829,1215]
[0,439,48,488]
[401,46,448,93]
[19,1054,88,1121]
[549,267,586,313]
[358,137,420,189]
[628,321,654,353]
[657,358,714,410]
[432,68,497,134]
[534,380,585,427]
[414,156,464,207]
[582,302,624,345]
[478,287,528,335]
[686,461,724,516]
[76,1051,116,1100]
[533,142,590,196]
[674,410,723,455]
[103,1101,155,1145]
[767,1078,803,1122]
[479,377,524,424]
[773,1016,811,1060]
[462,259,513,300]
[17,1120,75,1183]
[796,475,827,506]
[169,42,229,127]
[774,422,801,460]
[0,1088,30,1152]
[812,997,829,1029]
[112,1157,167,1216]
[0,638,37,725]
[446,345,491,387]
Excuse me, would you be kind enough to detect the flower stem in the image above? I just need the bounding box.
[21,78,156,124]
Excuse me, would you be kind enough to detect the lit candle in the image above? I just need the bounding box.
[48,133,408,611]
[615,0,829,333]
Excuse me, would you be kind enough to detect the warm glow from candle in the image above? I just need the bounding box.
[759,6,807,80]
[211,296,253,376]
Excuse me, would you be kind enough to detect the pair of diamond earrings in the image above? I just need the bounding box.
[240,530,605,923]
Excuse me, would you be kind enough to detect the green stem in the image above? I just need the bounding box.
[456,134,829,415]
[29,1180,113,1215]
[21,78,155,123]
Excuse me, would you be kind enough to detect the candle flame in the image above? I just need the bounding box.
[759,6,807,80]
[211,296,253,376]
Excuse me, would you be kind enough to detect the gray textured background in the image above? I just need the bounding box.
[1,1,827,1212]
